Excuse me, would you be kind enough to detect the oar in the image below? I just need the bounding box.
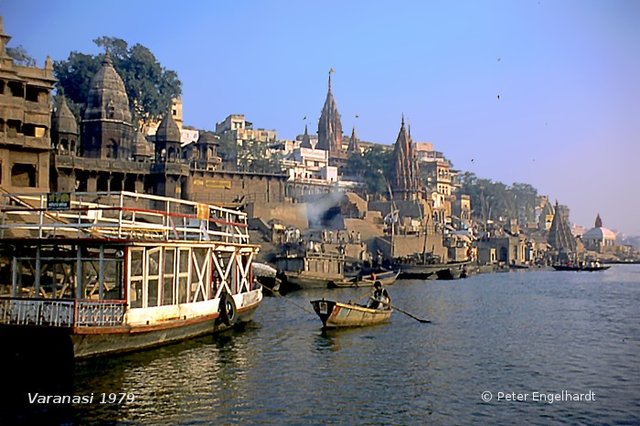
[261,283,316,314]
[387,303,431,323]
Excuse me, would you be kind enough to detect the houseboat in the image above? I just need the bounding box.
[0,191,262,359]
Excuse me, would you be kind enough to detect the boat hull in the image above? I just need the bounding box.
[284,271,353,290]
[310,299,392,328]
[0,292,262,359]
[397,261,471,280]
[333,270,400,288]
[552,265,611,272]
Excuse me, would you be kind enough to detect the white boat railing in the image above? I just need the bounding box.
[0,297,126,328]
[0,191,250,243]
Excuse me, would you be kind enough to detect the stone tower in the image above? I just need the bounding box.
[316,71,343,155]
[547,201,577,255]
[300,124,313,149]
[389,116,419,200]
[51,95,79,155]
[81,51,135,159]
[155,111,182,163]
[347,126,359,153]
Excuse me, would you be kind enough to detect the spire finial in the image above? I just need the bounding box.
[595,213,602,228]
[401,114,405,127]
[328,68,335,92]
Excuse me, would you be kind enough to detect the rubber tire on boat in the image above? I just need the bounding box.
[219,292,237,326]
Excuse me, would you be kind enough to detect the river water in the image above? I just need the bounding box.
[2,265,639,425]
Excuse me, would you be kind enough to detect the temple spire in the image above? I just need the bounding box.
[316,69,343,154]
[548,201,577,254]
[347,126,359,153]
[595,213,602,228]
[328,68,335,93]
[389,115,419,200]
[300,124,312,149]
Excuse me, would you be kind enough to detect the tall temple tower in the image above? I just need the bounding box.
[547,201,577,256]
[316,70,343,156]
[51,94,79,156]
[389,116,419,200]
[347,126,360,153]
[300,124,313,149]
[81,51,135,160]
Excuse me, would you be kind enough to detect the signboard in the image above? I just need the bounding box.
[47,192,71,211]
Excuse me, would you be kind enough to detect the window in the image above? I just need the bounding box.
[106,140,118,159]
[25,85,39,102]
[11,163,37,187]
[8,81,24,98]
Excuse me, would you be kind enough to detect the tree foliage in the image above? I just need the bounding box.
[460,172,540,225]
[236,139,283,174]
[344,145,393,196]
[53,37,181,128]
[6,45,36,67]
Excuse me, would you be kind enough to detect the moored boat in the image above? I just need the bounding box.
[0,191,262,359]
[331,269,400,288]
[395,258,470,280]
[275,252,359,291]
[552,264,610,272]
[310,299,392,329]
[435,262,468,280]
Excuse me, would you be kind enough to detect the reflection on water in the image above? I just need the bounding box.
[1,265,639,424]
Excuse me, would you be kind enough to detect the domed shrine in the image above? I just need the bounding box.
[582,214,616,252]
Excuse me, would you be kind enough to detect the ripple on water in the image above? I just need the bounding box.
[2,265,638,424]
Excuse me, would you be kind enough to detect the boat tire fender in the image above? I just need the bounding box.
[219,292,237,326]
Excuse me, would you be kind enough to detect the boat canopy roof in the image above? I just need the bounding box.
[0,191,250,244]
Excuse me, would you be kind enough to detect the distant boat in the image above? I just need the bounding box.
[330,269,400,288]
[552,264,610,272]
[435,263,469,280]
[275,252,359,291]
[284,270,354,289]
[310,299,392,329]
[395,257,470,280]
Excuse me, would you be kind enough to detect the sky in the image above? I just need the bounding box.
[2,0,639,234]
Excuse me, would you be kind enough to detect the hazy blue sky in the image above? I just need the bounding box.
[2,0,639,234]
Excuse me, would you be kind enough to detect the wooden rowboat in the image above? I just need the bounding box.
[330,269,399,288]
[310,299,392,329]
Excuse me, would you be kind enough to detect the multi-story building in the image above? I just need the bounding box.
[0,17,55,193]
[215,114,276,145]
[416,142,459,226]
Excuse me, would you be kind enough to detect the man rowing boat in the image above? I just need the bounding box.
[367,281,391,310]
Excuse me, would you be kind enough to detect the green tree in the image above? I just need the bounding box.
[344,145,393,196]
[236,139,283,174]
[460,173,539,226]
[53,37,181,128]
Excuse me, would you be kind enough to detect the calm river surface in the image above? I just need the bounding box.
[2,265,639,425]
